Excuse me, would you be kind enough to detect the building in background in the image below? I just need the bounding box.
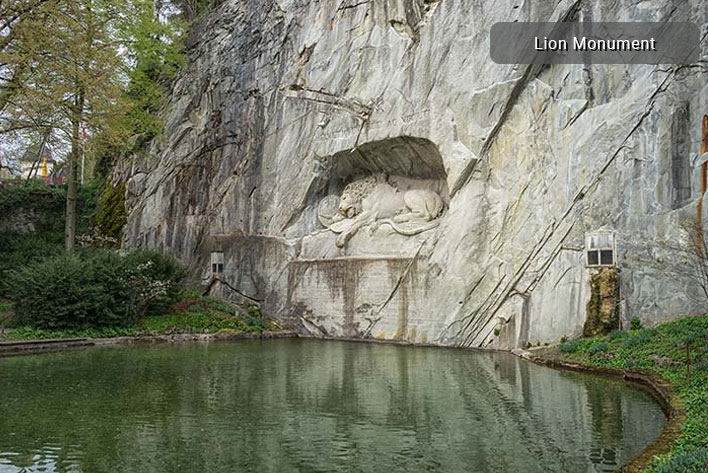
[20,145,55,180]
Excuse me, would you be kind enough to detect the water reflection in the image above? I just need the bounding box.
[0,339,665,473]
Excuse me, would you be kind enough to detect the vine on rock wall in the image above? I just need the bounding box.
[0,181,98,233]
[96,182,127,246]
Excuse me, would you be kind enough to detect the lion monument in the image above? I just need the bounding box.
[318,175,444,248]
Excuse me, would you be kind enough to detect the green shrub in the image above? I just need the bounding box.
[6,252,131,328]
[608,329,628,341]
[207,300,237,314]
[646,449,708,473]
[121,250,185,315]
[243,315,266,331]
[693,358,708,372]
[630,316,643,330]
[587,342,609,356]
[0,182,98,295]
[199,296,224,306]
[622,328,657,349]
[560,339,581,353]
[247,304,262,318]
[0,231,64,295]
[5,250,184,329]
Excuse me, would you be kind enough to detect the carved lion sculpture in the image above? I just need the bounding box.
[319,175,444,248]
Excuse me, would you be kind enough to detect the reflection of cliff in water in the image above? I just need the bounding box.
[0,340,666,473]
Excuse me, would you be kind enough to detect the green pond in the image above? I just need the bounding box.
[0,339,665,473]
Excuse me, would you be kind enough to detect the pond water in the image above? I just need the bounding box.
[0,339,665,473]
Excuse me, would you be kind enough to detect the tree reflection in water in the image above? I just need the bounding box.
[0,339,665,473]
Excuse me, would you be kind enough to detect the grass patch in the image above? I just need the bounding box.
[0,292,280,341]
[3,326,138,340]
[646,448,708,473]
[553,315,708,472]
[141,293,273,334]
[587,341,609,355]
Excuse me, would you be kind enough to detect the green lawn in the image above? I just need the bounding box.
[555,315,708,472]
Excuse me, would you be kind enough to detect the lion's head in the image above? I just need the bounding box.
[337,189,361,218]
[337,175,381,218]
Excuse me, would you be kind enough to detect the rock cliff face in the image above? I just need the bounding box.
[120,0,708,348]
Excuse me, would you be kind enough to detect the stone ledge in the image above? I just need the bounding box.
[292,256,413,263]
[0,337,90,347]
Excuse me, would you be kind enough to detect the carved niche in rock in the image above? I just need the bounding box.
[317,174,444,248]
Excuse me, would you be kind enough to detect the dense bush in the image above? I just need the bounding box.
[646,449,708,473]
[6,252,129,328]
[0,231,64,295]
[5,250,184,329]
[121,250,186,316]
[0,181,98,295]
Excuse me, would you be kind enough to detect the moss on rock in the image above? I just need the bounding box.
[583,267,620,337]
[96,182,127,245]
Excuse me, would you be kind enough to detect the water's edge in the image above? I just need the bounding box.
[0,333,680,472]
[0,331,299,356]
[513,348,685,473]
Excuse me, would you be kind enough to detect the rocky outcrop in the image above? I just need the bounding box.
[119,0,708,348]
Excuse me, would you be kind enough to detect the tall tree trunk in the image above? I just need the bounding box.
[65,92,85,252]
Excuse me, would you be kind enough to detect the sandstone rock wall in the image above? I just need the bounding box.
[120,0,708,348]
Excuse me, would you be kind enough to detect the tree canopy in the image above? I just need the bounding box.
[0,0,189,249]
[1,0,186,152]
